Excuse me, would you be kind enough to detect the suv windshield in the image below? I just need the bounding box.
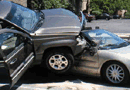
[84,30,129,49]
[6,3,39,31]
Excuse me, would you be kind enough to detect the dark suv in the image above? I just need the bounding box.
[0,1,86,87]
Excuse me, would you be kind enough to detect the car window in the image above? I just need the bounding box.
[0,33,24,56]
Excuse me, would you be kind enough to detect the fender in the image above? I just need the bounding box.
[36,38,77,55]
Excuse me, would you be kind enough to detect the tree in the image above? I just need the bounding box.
[28,0,70,10]
[90,0,130,15]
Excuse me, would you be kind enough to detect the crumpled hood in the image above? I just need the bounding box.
[34,8,81,36]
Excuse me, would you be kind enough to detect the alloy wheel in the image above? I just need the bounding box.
[106,64,125,84]
[49,54,68,70]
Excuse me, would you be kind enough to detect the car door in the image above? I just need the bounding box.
[0,32,34,87]
[76,49,99,68]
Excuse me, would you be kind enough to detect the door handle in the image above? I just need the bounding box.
[10,58,17,65]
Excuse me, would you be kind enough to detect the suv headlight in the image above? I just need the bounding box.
[76,36,86,46]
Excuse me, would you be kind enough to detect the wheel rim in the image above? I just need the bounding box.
[49,54,68,70]
[106,64,125,84]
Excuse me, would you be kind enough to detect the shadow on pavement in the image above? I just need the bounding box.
[19,65,77,84]
[1,65,130,89]
[17,65,130,88]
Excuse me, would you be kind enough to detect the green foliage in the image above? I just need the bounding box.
[124,11,130,19]
[31,0,70,10]
[90,0,130,15]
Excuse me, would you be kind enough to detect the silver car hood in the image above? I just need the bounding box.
[34,8,81,36]
[108,45,130,57]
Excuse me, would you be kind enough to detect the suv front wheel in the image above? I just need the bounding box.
[45,49,74,74]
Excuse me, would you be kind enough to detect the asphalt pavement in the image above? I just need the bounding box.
[87,19,130,33]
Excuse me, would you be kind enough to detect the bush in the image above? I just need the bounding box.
[29,0,70,10]
[124,12,130,19]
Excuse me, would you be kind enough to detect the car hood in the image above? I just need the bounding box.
[108,45,130,58]
[34,8,81,36]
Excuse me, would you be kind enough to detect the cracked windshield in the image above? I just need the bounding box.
[88,30,129,49]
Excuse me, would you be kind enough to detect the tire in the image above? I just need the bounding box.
[44,49,74,74]
[102,61,129,85]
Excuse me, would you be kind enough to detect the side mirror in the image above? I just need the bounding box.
[89,40,102,56]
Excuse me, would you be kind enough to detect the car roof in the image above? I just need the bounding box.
[0,1,12,19]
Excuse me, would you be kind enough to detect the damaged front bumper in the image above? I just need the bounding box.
[75,36,87,55]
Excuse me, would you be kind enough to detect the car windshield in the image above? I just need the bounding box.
[84,30,129,49]
[6,3,39,31]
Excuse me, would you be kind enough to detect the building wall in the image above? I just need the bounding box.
[117,10,127,18]
[7,0,27,7]
[82,0,90,14]
[82,0,87,11]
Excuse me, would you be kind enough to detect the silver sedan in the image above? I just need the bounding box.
[72,29,130,85]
